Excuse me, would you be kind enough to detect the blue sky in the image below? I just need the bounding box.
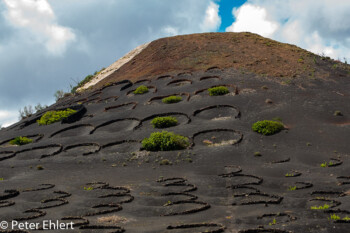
[218,0,246,32]
[0,0,350,127]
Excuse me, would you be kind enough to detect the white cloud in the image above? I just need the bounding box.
[304,32,338,58]
[226,4,278,37]
[225,0,350,61]
[0,0,216,127]
[200,1,221,32]
[279,20,303,45]
[162,26,179,36]
[3,0,75,55]
[0,110,18,128]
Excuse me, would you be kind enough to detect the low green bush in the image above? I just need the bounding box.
[70,67,106,93]
[142,131,189,151]
[151,116,178,128]
[133,85,149,94]
[37,108,77,125]
[9,136,33,146]
[208,86,229,96]
[162,96,182,104]
[310,204,329,210]
[71,74,94,93]
[252,120,284,135]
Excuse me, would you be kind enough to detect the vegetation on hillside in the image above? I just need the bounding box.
[70,67,105,93]
[142,131,189,151]
[9,136,33,146]
[151,116,178,128]
[133,85,149,94]
[252,120,284,135]
[162,96,182,104]
[37,108,77,125]
[208,86,229,96]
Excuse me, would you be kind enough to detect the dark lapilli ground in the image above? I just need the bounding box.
[0,62,349,233]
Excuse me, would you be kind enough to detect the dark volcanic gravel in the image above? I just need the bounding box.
[0,67,349,233]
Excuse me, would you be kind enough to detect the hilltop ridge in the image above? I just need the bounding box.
[78,32,349,92]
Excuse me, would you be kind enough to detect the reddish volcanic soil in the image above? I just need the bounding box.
[94,32,349,89]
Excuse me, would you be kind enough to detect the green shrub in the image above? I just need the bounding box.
[151,116,178,128]
[330,214,341,221]
[321,161,334,168]
[70,68,104,93]
[142,131,189,151]
[208,86,229,96]
[310,204,329,210]
[71,74,94,93]
[133,85,149,94]
[9,136,33,146]
[37,108,77,125]
[252,120,284,135]
[162,96,182,104]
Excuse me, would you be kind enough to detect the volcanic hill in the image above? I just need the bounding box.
[0,32,350,233]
